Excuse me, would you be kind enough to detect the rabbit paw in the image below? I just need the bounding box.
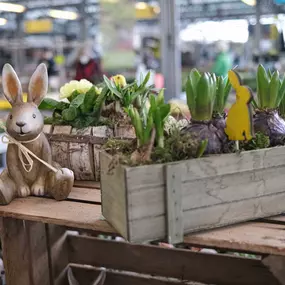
[31,182,45,197]
[18,184,31,198]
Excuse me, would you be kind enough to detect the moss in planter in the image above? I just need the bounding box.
[103,130,207,166]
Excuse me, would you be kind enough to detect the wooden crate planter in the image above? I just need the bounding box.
[43,124,135,181]
[100,146,285,243]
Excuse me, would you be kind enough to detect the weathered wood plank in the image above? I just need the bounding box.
[114,125,136,139]
[73,180,100,189]
[43,124,53,134]
[46,224,69,284]
[66,265,199,285]
[0,198,115,234]
[100,152,129,239]
[70,127,95,180]
[179,146,285,180]
[68,235,281,285]
[184,222,285,256]
[0,219,51,285]
[25,221,50,285]
[166,164,183,244]
[1,218,30,285]
[51,126,72,168]
[93,126,113,181]
[67,187,101,203]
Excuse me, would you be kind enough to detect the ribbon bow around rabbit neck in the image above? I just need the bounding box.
[0,125,57,173]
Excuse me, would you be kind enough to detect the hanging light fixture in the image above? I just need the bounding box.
[48,9,78,20]
[0,18,7,25]
[241,0,256,6]
[0,2,25,13]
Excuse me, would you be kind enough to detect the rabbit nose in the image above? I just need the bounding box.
[16,121,26,127]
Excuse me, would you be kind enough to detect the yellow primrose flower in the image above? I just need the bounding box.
[112,74,127,88]
[77,79,93,93]
[60,80,79,99]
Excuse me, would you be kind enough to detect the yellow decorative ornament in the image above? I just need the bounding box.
[225,70,254,142]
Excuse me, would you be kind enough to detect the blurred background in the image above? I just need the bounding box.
[0,0,283,102]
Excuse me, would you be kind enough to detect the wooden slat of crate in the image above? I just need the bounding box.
[184,221,285,256]
[67,235,280,285]
[68,187,101,203]
[62,265,199,285]
[0,197,114,234]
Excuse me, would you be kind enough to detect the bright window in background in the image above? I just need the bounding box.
[180,19,249,43]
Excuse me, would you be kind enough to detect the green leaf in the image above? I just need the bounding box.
[141,71,151,88]
[62,106,78,121]
[68,90,81,102]
[39,98,61,110]
[103,75,122,98]
[185,76,196,117]
[189,69,201,91]
[257,64,269,108]
[196,139,208,158]
[71,94,85,108]
[93,87,108,118]
[159,104,171,121]
[268,70,279,108]
[81,86,97,113]
[157,89,165,106]
[195,73,212,121]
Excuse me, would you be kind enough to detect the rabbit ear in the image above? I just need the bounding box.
[2,64,23,105]
[67,267,80,285]
[228,70,242,90]
[28,63,48,106]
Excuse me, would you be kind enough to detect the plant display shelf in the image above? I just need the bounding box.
[0,183,285,285]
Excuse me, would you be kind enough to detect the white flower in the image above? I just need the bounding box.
[60,80,80,99]
[164,116,189,135]
[59,79,94,99]
[78,79,93,94]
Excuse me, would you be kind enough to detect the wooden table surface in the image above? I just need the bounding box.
[0,181,284,256]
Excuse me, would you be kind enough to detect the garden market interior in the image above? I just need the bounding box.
[0,0,283,164]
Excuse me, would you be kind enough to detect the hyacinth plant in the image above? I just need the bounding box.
[253,64,285,145]
[182,69,229,154]
[124,89,171,163]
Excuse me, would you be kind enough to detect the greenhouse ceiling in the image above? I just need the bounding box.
[2,0,285,21]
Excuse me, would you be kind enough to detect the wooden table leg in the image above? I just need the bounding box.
[0,218,51,285]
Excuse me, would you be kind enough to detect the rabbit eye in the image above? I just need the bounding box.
[32,114,36,119]
[9,115,12,120]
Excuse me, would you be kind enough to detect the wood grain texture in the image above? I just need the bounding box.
[1,218,30,285]
[50,126,72,168]
[184,221,285,256]
[0,197,115,234]
[43,124,53,134]
[68,235,281,285]
[93,126,113,181]
[66,265,200,285]
[1,218,51,285]
[73,180,100,189]
[25,221,50,285]
[100,152,129,239]
[70,127,95,180]
[166,164,183,244]
[46,224,69,284]
[114,125,136,139]
[67,187,101,203]
[100,147,285,242]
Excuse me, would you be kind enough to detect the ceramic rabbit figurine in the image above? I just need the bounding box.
[0,63,74,205]
[68,267,106,285]
[225,69,254,141]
